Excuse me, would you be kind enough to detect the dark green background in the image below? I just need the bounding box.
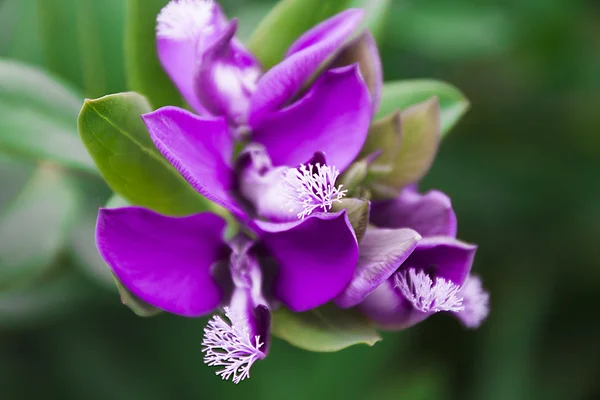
[1,0,599,399]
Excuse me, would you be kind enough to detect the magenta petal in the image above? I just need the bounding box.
[157,38,207,114]
[405,236,477,286]
[142,107,244,218]
[156,0,231,114]
[358,279,430,330]
[371,188,458,237]
[251,65,371,171]
[96,207,229,317]
[252,211,359,312]
[248,9,364,125]
[335,228,421,308]
[194,20,261,123]
[228,236,271,352]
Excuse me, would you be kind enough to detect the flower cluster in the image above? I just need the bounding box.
[95,0,489,383]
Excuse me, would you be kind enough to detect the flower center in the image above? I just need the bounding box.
[394,268,464,313]
[157,0,215,40]
[281,163,348,220]
[202,307,265,384]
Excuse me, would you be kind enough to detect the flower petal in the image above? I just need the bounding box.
[194,20,261,123]
[335,227,421,308]
[251,65,371,171]
[333,31,382,115]
[248,9,364,125]
[156,0,228,114]
[371,188,457,237]
[358,279,430,330]
[252,211,359,312]
[454,274,489,328]
[404,236,477,286]
[227,235,271,349]
[96,207,229,316]
[142,107,245,218]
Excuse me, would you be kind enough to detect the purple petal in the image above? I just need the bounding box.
[403,236,477,286]
[335,227,421,308]
[371,188,457,237]
[248,9,364,125]
[236,144,297,222]
[194,20,261,123]
[142,107,245,218]
[358,278,430,330]
[455,274,489,328]
[156,0,228,114]
[96,207,228,316]
[251,65,371,171]
[333,31,382,115]
[252,211,359,312]
[227,235,271,349]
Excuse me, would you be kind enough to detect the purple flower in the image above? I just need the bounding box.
[96,203,359,381]
[155,0,371,138]
[337,186,490,330]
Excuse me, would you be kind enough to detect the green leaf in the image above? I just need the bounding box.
[248,0,391,69]
[0,59,96,172]
[371,98,441,197]
[376,79,469,136]
[78,92,211,216]
[124,0,182,108]
[347,0,391,42]
[0,164,81,290]
[272,304,381,352]
[36,0,128,97]
[248,0,346,70]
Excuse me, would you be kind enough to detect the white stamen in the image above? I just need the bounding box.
[281,163,348,220]
[157,0,215,40]
[456,275,490,328]
[201,307,265,384]
[395,268,464,313]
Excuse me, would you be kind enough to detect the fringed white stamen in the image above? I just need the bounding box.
[201,307,265,384]
[281,163,348,220]
[395,268,464,313]
[157,0,215,40]
[456,275,489,328]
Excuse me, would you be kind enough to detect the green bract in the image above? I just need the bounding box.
[272,304,382,352]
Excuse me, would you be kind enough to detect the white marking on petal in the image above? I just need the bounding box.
[456,275,489,328]
[281,163,348,220]
[157,0,215,40]
[201,307,265,384]
[395,268,464,313]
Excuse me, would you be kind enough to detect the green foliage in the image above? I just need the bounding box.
[271,304,381,352]
[0,59,96,172]
[248,0,390,69]
[78,92,212,216]
[124,0,183,109]
[377,79,469,137]
[0,164,80,290]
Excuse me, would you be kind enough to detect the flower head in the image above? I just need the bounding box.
[281,163,347,219]
[394,268,464,313]
[202,307,266,384]
[157,0,216,41]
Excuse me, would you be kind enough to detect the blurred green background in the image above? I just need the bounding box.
[1,0,599,399]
